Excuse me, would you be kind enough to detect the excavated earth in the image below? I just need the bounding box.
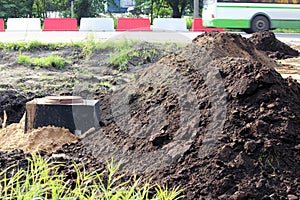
[249,31,299,59]
[0,32,300,199]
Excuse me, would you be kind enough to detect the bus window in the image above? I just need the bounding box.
[204,0,216,5]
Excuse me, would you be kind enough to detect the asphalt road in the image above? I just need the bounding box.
[0,31,299,45]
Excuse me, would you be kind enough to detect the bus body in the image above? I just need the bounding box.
[202,0,300,33]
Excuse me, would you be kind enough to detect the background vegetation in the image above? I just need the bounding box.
[0,0,198,22]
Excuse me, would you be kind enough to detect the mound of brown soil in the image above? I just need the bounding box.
[83,32,300,199]
[249,31,299,59]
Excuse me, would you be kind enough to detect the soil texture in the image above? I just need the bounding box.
[80,32,300,199]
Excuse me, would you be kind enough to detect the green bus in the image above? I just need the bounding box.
[202,0,300,33]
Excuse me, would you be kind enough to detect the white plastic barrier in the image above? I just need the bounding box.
[80,18,115,32]
[6,18,41,31]
[151,18,188,32]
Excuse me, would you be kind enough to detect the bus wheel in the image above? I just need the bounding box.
[251,15,270,32]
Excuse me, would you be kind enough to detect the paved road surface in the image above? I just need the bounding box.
[0,31,299,45]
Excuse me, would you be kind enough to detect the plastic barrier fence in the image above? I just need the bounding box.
[152,18,188,32]
[0,19,4,32]
[190,18,225,32]
[43,18,78,31]
[6,18,41,31]
[80,18,114,32]
[116,18,151,31]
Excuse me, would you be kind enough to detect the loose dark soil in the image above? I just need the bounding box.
[249,31,300,59]
[0,32,300,199]
[0,89,27,125]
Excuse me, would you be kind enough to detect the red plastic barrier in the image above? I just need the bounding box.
[190,18,224,32]
[43,18,78,31]
[0,19,4,32]
[116,18,151,31]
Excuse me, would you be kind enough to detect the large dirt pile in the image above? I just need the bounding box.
[249,31,299,59]
[83,32,300,199]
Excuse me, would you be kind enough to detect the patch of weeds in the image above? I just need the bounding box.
[80,33,97,57]
[95,39,138,51]
[108,47,132,71]
[130,48,159,65]
[106,40,144,71]
[99,81,111,88]
[108,45,160,71]
[0,154,184,199]
[0,40,68,51]
[16,81,34,92]
[17,54,71,70]
[73,35,138,59]
[258,153,280,179]
[17,54,31,64]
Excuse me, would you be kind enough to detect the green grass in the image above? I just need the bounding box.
[0,36,138,55]
[107,47,132,71]
[99,81,111,88]
[17,54,71,69]
[1,37,181,72]
[272,28,300,33]
[107,41,162,71]
[0,40,68,51]
[0,154,184,200]
[105,40,140,71]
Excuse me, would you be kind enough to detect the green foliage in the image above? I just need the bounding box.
[99,81,111,88]
[108,47,131,71]
[80,33,97,57]
[17,54,70,69]
[185,17,193,29]
[0,0,106,20]
[0,40,67,51]
[105,40,138,71]
[74,0,106,22]
[32,0,46,18]
[0,154,184,199]
[134,0,193,19]
[108,47,159,71]
[164,0,192,18]
[0,0,34,19]
[96,39,138,51]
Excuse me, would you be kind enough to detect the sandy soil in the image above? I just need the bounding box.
[276,45,300,82]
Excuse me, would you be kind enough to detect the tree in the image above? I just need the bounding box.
[74,0,105,22]
[133,0,172,23]
[0,0,34,19]
[165,0,192,18]
[32,0,47,18]
[134,0,193,19]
